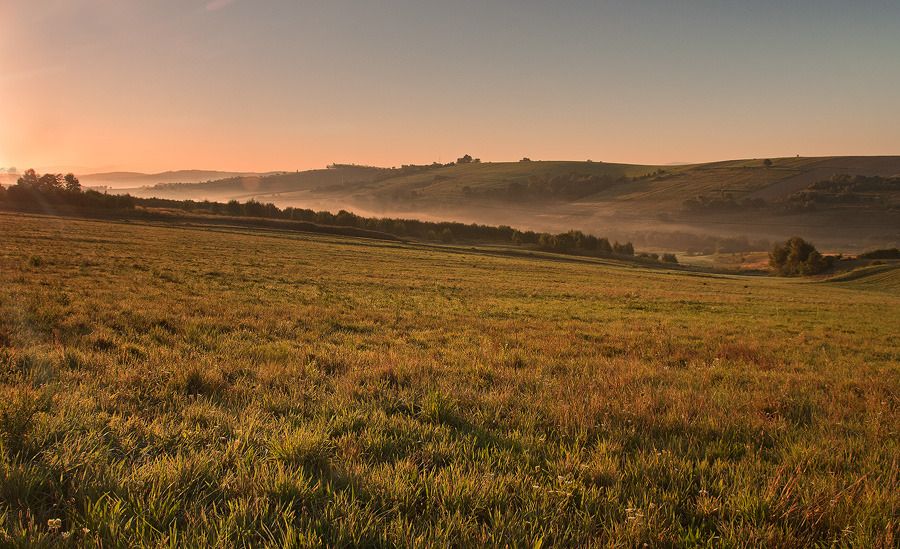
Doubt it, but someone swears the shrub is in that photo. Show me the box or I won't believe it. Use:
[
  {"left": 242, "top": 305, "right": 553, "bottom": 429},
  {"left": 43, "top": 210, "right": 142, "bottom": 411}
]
[{"left": 769, "top": 237, "right": 831, "bottom": 276}]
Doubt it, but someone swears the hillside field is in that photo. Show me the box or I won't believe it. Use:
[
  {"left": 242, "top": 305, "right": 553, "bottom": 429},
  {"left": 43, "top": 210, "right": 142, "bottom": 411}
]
[
  {"left": 0, "top": 212, "right": 898, "bottom": 546},
  {"left": 120, "top": 156, "right": 900, "bottom": 252}
]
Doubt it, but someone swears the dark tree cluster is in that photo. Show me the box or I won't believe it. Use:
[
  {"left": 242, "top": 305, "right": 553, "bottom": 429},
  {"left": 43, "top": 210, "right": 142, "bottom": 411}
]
[
  {"left": 0, "top": 169, "right": 135, "bottom": 210},
  {"left": 786, "top": 175, "right": 898, "bottom": 208},
  {"left": 456, "top": 154, "right": 480, "bottom": 164},
  {"left": 858, "top": 248, "right": 900, "bottom": 260},
  {"left": 537, "top": 230, "right": 627, "bottom": 256},
  {"left": 810, "top": 174, "right": 900, "bottom": 193},
  {"left": 769, "top": 237, "right": 833, "bottom": 276},
  {"left": 684, "top": 174, "right": 899, "bottom": 215},
  {"left": 635, "top": 252, "right": 679, "bottom": 264},
  {"left": 683, "top": 193, "right": 768, "bottom": 213},
  {"left": 661, "top": 253, "right": 679, "bottom": 263}
]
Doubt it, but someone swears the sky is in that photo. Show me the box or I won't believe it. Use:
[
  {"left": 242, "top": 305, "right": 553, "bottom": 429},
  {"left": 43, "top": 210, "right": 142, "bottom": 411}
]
[{"left": 2, "top": 0, "right": 899, "bottom": 173}]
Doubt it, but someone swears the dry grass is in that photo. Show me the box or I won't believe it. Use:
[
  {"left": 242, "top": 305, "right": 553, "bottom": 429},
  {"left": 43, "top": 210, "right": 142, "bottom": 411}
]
[{"left": 0, "top": 212, "right": 897, "bottom": 546}]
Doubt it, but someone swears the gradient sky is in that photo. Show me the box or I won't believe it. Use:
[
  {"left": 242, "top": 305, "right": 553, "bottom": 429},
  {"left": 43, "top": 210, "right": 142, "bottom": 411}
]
[{"left": 2, "top": 0, "right": 899, "bottom": 173}]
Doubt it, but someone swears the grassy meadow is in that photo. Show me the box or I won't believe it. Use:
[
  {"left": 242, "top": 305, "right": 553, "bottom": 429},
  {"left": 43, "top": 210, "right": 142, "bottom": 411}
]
[{"left": 0, "top": 212, "right": 898, "bottom": 546}]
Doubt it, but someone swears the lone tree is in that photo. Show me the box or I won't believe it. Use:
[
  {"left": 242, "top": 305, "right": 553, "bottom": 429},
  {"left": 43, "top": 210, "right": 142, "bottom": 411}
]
[
  {"left": 763, "top": 158, "right": 773, "bottom": 168},
  {"left": 769, "top": 236, "right": 830, "bottom": 276}
]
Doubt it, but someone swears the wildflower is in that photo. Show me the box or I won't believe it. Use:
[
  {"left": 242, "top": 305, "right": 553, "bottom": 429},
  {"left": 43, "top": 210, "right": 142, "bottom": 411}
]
[{"left": 47, "top": 518, "right": 62, "bottom": 531}]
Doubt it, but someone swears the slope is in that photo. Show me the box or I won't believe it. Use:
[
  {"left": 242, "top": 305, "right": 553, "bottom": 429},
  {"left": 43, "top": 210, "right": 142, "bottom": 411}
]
[{"left": 112, "top": 156, "right": 900, "bottom": 251}]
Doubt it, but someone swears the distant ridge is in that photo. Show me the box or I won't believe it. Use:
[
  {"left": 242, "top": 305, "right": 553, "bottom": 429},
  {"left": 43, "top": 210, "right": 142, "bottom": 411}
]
[{"left": 79, "top": 170, "right": 285, "bottom": 188}]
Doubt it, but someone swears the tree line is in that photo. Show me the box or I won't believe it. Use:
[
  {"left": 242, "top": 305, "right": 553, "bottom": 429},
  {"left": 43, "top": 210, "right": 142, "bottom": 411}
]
[
  {"left": 683, "top": 193, "right": 768, "bottom": 213},
  {"left": 462, "top": 173, "right": 627, "bottom": 203},
  {"left": 152, "top": 197, "right": 638, "bottom": 258},
  {"left": 0, "top": 169, "right": 135, "bottom": 210},
  {"left": 787, "top": 175, "right": 898, "bottom": 207},
  {"left": 684, "top": 174, "right": 899, "bottom": 214}
]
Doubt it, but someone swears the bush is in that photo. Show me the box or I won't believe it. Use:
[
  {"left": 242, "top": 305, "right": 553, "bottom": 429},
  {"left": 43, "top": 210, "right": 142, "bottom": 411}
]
[{"left": 769, "top": 237, "right": 831, "bottom": 276}]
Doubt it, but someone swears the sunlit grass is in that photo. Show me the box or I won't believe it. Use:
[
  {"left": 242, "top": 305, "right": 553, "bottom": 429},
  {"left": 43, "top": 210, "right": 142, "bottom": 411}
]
[{"left": 0, "top": 212, "right": 897, "bottom": 546}]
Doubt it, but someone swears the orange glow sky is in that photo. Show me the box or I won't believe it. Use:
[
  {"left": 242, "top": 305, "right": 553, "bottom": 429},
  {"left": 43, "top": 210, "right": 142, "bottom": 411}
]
[{"left": 2, "top": 1, "right": 899, "bottom": 173}]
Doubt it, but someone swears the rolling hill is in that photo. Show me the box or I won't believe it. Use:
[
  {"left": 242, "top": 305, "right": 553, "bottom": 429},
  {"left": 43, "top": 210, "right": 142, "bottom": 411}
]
[
  {"left": 120, "top": 156, "right": 900, "bottom": 251},
  {"left": 824, "top": 263, "right": 900, "bottom": 293},
  {"left": 78, "top": 170, "right": 284, "bottom": 189},
  {"left": 122, "top": 165, "right": 389, "bottom": 200}
]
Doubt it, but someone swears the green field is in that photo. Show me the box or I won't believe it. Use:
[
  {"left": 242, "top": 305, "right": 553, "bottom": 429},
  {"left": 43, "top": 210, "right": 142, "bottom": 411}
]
[{"left": 1, "top": 212, "right": 898, "bottom": 546}]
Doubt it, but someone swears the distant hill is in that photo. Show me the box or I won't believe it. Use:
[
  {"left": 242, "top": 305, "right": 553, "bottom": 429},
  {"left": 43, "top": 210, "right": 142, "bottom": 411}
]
[
  {"left": 124, "top": 165, "right": 389, "bottom": 199},
  {"left": 113, "top": 157, "right": 900, "bottom": 251},
  {"left": 79, "top": 170, "right": 283, "bottom": 189}
]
